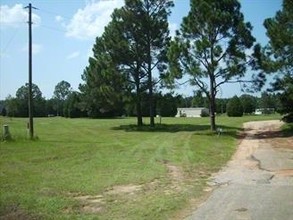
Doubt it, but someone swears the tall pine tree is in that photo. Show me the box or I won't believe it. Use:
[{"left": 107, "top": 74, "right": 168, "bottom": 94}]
[
  {"left": 257, "top": 0, "right": 293, "bottom": 118},
  {"left": 80, "top": 35, "right": 126, "bottom": 118},
  {"left": 167, "top": 0, "right": 255, "bottom": 130},
  {"left": 107, "top": 0, "right": 173, "bottom": 127}
]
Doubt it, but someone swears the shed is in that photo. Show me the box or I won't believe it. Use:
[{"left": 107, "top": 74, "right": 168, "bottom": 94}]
[{"left": 175, "top": 107, "right": 209, "bottom": 117}]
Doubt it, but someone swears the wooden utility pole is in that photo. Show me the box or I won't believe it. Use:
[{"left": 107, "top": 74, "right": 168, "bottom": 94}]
[{"left": 25, "top": 3, "right": 37, "bottom": 139}]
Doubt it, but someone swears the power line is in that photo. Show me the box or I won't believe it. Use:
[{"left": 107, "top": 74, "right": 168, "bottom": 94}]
[
  {"left": 0, "top": 28, "right": 22, "bottom": 54},
  {"left": 39, "top": 8, "right": 72, "bottom": 21},
  {"left": 39, "top": 24, "right": 67, "bottom": 33}
]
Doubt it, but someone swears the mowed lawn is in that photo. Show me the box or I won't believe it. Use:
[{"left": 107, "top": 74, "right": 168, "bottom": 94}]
[{"left": 0, "top": 115, "right": 280, "bottom": 219}]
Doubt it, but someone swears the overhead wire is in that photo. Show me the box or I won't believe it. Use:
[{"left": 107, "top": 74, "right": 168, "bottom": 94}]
[
  {"left": 0, "top": 27, "right": 23, "bottom": 54},
  {"left": 39, "top": 24, "right": 67, "bottom": 33},
  {"left": 0, "top": 5, "right": 75, "bottom": 100},
  {"left": 36, "top": 8, "right": 72, "bottom": 33},
  {"left": 39, "top": 8, "right": 72, "bottom": 21},
  {"left": 0, "top": 23, "right": 25, "bottom": 99}
]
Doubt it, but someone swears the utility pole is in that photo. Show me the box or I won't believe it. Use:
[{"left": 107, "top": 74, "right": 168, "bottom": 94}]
[{"left": 25, "top": 3, "right": 37, "bottom": 139}]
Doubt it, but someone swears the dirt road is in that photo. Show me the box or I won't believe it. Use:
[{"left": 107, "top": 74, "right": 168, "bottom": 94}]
[{"left": 187, "top": 120, "right": 293, "bottom": 220}]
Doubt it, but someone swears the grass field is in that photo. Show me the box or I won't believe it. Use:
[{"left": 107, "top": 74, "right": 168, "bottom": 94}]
[{"left": 0, "top": 115, "right": 281, "bottom": 219}]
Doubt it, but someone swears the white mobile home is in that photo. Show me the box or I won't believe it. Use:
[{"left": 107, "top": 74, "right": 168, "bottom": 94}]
[{"left": 175, "top": 108, "right": 209, "bottom": 117}]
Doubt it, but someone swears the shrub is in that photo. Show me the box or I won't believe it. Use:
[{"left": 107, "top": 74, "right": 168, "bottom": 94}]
[
  {"left": 200, "top": 109, "right": 209, "bottom": 117},
  {"left": 227, "top": 96, "right": 243, "bottom": 117},
  {"left": 282, "top": 113, "right": 293, "bottom": 123}
]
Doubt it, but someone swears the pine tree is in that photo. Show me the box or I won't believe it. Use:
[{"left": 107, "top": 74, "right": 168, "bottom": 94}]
[
  {"left": 167, "top": 0, "right": 255, "bottom": 130},
  {"left": 107, "top": 0, "right": 174, "bottom": 127},
  {"left": 80, "top": 35, "right": 126, "bottom": 118},
  {"left": 227, "top": 96, "right": 243, "bottom": 117},
  {"left": 257, "top": 0, "right": 293, "bottom": 119}
]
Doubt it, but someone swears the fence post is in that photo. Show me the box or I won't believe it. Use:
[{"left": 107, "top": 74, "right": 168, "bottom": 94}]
[{"left": 3, "top": 125, "right": 11, "bottom": 140}]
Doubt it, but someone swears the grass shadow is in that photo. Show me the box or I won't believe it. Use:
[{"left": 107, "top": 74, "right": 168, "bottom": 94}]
[
  {"left": 112, "top": 123, "right": 239, "bottom": 136},
  {"left": 253, "top": 129, "right": 293, "bottom": 140},
  {"left": 112, "top": 124, "right": 210, "bottom": 133},
  {"left": 234, "top": 123, "right": 293, "bottom": 141}
]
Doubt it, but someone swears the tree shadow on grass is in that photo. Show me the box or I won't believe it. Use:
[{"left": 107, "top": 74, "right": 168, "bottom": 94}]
[
  {"left": 112, "top": 123, "right": 240, "bottom": 136},
  {"left": 249, "top": 129, "right": 293, "bottom": 140},
  {"left": 112, "top": 123, "right": 208, "bottom": 132}
]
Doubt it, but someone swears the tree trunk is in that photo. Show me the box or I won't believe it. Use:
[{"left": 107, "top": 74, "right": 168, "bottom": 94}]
[
  {"left": 149, "top": 76, "right": 155, "bottom": 127},
  {"left": 136, "top": 99, "right": 143, "bottom": 127},
  {"left": 147, "top": 44, "right": 155, "bottom": 127},
  {"left": 136, "top": 85, "right": 143, "bottom": 127},
  {"left": 210, "top": 96, "right": 216, "bottom": 131},
  {"left": 209, "top": 79, "right": 216, "bottom": 131}
]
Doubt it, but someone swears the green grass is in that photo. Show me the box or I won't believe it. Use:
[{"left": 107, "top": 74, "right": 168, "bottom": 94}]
[
  {"left": 282, "top": 122, "right": 293, "bottom": 136},
  {"left": 0, "top": 115, "right": 281, "bottom": 219}
]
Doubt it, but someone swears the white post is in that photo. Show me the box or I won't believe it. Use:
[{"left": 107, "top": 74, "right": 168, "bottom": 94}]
[{"left": 3, "top": 125, "right": 11, "bottom": 140}]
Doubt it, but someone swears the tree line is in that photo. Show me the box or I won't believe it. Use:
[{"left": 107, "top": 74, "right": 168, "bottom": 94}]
[
  {"left": 0, "top": 80, "right": 281, "bottom": 119},
  {"left": 1, "top": 0, "right": 292, "bottom": 126}
]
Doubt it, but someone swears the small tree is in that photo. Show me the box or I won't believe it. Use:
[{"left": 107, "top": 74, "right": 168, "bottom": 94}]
[
  {"left": 1, "top": 107, "right": 7, "bottom": 116},
  {"left": 227, "top": 96, "right": 243, "bottom": 117},
  {"left": 53, "top": 80, "right": 72, "bottom": 116},
  {"left": 5, "top": 95, "right": 18, "bottom": 117},
  {"left": 63, "top": 92, "right": 85, "bottom": 118},
  {"left": 240, "top": 94, "right": 257, "bottom": 114},
  {"left": 15, "top": 83, "right": 46, "bottom": 117},
  {"left": 156, "top": 93, "right": 178, "bottom": 117}
]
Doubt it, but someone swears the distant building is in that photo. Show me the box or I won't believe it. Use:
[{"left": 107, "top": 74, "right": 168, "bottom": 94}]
[
  {"left": 254, "top": 108, "right": 275, "bottom": 115},
  {"left": 175, "top": 107, "right": 209, "bottom": 117}
]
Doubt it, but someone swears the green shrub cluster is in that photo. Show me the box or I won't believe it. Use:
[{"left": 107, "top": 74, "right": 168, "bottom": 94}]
[{"left": 227, "top": 96, "right": 243, "bottom": 117}]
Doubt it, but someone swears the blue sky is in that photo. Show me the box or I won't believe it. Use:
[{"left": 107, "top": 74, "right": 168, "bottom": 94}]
[{"left": 0, "top": 0, "right": 282, "bottom": 100}]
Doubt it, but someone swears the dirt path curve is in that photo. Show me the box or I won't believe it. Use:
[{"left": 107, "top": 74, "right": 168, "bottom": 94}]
[{"left": 187, "top": 120, "right": 293, "bottom": 220}]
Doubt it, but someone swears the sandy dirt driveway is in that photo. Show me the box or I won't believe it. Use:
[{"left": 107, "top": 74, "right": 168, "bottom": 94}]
[{"left": 187, "top": 120, "right": 293, "bottom": 220}]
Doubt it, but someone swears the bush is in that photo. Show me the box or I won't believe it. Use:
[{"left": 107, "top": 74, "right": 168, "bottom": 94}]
[
  {"left": 227, "top": 96, "right": 243, "bottom": 117},
  {"left": 282, "top": 113, "right": 293, "bottom": 123},
  {"left": 200, "top": 109, "right": 209, "bottom": 117}
]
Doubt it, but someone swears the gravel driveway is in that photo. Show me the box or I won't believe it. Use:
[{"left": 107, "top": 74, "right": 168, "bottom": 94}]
[{"left": 187, "top": 120, "right": 293, "bottom": 220}]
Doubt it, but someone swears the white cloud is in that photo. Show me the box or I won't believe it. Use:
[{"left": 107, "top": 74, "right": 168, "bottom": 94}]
[
  {"left": 22, "top": 43, "right": 43, "bottom": 55},
  {"left": 0, "top": 4, "right": 41, "bottom": 28},
  {"left": 169, "top": 22, "right": 178, "bottom": 38},
  {"left": 66, "top": 51, "right": 80, "bottom": 60},
  {"left": 65, "top": 0, "right": 124, "bottom": 40},
  {"left": 55, "top": 15, "right": 64, "bottom": 22}
]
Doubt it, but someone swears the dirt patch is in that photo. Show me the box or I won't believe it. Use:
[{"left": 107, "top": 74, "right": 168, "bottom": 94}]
[
  {"left": 275, "top": 169, "right": 293, "bottom": 177},
  {"left": 67, "top": 184, "right": 144, "bottom": 214},
  {"left": 69, "top": 194, "right": 105, "bottom": 214},
  {"left": 166, "top": 164, "right": 184, "bottom": 183},
  {"left": 81, "top": 205, "right": 103, "bottom": 213},
  {"left": 74, "top": 195, "right": 104, "bottom": 203},
  {"left": 243, "top": 120, "right": 284, "bottom": 132},
  {"left": 105, "top": 184, "right": 142, "bottom": 195},
  {"left": 229, "top": 120, "right": 285, "bottom": 169},
  {"left": 271, "top": 137, "right": 293, "bottom": 150},
  {"left": 66, "top": 161, "right": 187, "bottom": 214},
  {"left": 162, "top": 162, "right": 185, "bottom": 194}
]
